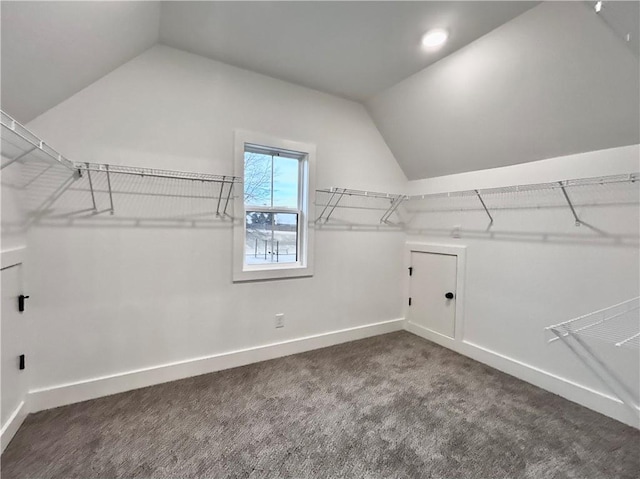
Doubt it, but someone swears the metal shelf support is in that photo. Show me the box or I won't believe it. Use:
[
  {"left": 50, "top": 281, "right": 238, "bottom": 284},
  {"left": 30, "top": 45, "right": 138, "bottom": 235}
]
[
  {"left": 315, "top": 189, "right": 338, "bottom": 223},
  {"left": 85, "top": 162, "right": 97, "bottom": 212},
  {"left": 380, "top": 195, "right": 406, "bottom": 224},
  {"left": 474, "top": 189, "right": 494, "bottom": 226},
  {"left": 222, "top": 181, "right": 234, "bottom": 217},
  {"left": 105, "top": 164, "right": 115, "bottom": 215},
  {"left": 216, "top": 176, "right": 226, "bottom": 216},
  {"left": 559, "top": 182, "right": 581, "bottom": 226},
  {"left": 325, "top": 189, "right": 347, "bottom": 222},
  {"left": 549, "top": 328, "right": 639, "bottom": 412}
]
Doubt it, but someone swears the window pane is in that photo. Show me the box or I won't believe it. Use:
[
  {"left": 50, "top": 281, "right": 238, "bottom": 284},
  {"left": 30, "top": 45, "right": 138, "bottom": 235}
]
[
  {"left": 272, "top": 156, "right": 299, "bottom": 208},
  {"left": 244, "top": 152, "right": 272, "bottom": 207},
  {"left": 272, "top": 213, "right": 298, "bottom": 263},
  {"left": 245, "top": 212, "right": 298, "bottom": 265}
]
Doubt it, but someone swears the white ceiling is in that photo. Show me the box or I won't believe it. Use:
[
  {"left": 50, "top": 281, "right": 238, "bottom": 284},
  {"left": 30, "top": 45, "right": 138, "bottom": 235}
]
[
  {"left": 159, "top": 1, "right": 538, "bottom": 102},
  {"left": 594, "top": 0, "right": 640, "bottom": 56},
  {"left": 1, "top": 1, "right": 160, "bottom": 124},
  {"left": 366, "top": 2, "right": 640, "bottom": 179},
  {"left": 1, "top": 1, "right": 536, "bottom": 123}
]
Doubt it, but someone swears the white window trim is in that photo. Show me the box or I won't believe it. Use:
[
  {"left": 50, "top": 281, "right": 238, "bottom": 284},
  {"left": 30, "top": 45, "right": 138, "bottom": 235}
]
[{"left": 233, "top": 130, "right": 316, "bottom": 282}]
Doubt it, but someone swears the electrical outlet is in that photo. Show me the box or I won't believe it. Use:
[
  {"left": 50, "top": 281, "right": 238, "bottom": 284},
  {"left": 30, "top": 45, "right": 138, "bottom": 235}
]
[{"left": 275, "top": 313, "right": 285, "bottom": 329}]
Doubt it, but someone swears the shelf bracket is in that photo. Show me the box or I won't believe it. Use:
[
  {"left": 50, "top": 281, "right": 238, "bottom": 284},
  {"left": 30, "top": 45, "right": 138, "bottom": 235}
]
[
  {"left": 380, "top": 196, "right": 405, "bottom": 224},
  {"left": 558, "top": 182, "right": 580, "bottom": 226},
  {"left": 1, "top": 146, "right": 37, "bottom": 170},
  {"left": 85, "top": 162, "right": 97, "bottom": 212},
  {"left": 105, "top": 164, "right": 115, "bottom": 215},
  {"left": 324, "top": 189, "right": 346, "bottom": 223},
  {"left": 315, "top": 190, "right": 338, "bottom": 223},
  {"left": 550, "top": 328, "right": 638, "bottom": 412},
  {"left": 474, "top": 190, "right": 494, "bottom": 226},
  {"left": 216, "top": 177, "right": 226, "bottom": 217},
  {"left": 222, "top": 180, "right": 234, "bottom": 217}
]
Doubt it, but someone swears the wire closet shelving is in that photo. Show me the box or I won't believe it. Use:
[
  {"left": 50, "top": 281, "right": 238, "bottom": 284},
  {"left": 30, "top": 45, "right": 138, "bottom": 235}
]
[
  {"left": 0, "top": 110, "right": 242, "bottom": 217},
  {"left": 316, "top": 173, "right": 639, "bottom": 228},
  {"left": 405, "top": 174, "right": 639, "bottom": 227},
  {"left": 315, "top": 187, "right": 407, "bottom": 225},
  {"left": 546, "top": 297, "right": 640, "bottom": 412}
]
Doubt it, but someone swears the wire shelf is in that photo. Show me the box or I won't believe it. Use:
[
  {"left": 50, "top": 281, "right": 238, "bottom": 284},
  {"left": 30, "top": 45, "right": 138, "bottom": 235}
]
[
  {"left": 1, "top": 110, "right": 75, "bottom": 171},
  {"left": 315, "top": 187, "right": 407, "bottom": 224},
  {"left": 1, "top": 109, "right": 241, "bottom": 218},
  {"left": 405, "top": 173, "right": 639, "bottom": 227},
  {"left": 317, "top": 187, "right": 407, "bottom": 200},
  {"left": 408, "top": 174, "right": 639, "bottom": 202},
  {"left": 77, "top": 163, "right": 238, "bottom": 184},
  {"left": 547, "top": 297, "right": 640, "bottom": 349},
  {"left": 545, "top": 298, "right": 640, "bottom": 412}
]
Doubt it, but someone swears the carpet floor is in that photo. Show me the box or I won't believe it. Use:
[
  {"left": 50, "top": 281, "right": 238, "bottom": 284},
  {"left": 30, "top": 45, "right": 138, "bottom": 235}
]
[{"left": 2, "top": 331, "right": 639, "bottom": 478}]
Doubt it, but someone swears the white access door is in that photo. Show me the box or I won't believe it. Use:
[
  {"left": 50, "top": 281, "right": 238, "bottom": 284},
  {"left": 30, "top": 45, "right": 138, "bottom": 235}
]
[
  {"left": 409, "top": 251, "right": 457, "bottom": 338},
  {"left": 1, "top": 263, "right": 27, "bottom": 431}
]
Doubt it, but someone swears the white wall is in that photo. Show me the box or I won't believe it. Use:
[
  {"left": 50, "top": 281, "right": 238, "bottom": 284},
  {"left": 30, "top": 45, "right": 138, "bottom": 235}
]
[
  {"left": 23, "top": 45, "right": 407, "bottom": 408},
  {"left": 403, "top": 145, "right": 640, "bottom": 427},
  {"left": 1, "top": 163, "right": 26, "bottom": 253}
]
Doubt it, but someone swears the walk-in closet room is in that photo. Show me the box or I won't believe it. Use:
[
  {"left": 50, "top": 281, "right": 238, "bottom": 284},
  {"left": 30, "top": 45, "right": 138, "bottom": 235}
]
[{"left": 1, "top": 1, "right": 639, "bottom": 478}]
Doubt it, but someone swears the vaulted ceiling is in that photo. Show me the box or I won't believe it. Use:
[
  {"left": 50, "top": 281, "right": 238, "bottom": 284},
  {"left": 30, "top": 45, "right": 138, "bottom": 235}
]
[
  {"left": 2, "top": 1, "right": 537, "bottom": 123},
  {"left": 2, "top": 1, "right": 638, "bottom": 180},
  {"left": 1, "top": 1, "right": 160, "bottom": 125},
  {"left": 366, "top": 1, "right": 640, "bottom": 178},
  {"left": 159, "top": 1, "right": 538, "bottom": 102}
]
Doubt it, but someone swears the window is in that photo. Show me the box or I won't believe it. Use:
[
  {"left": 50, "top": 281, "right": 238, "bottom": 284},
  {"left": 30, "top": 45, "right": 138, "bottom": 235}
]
[{"left": 233, "top": 131, "right": 315, "bottom": 282}]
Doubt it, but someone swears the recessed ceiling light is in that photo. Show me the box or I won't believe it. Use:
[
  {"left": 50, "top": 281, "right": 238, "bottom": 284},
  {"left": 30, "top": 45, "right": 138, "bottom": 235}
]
[{"left": 421, "top": 29, "right": 449, "bottom": 49}]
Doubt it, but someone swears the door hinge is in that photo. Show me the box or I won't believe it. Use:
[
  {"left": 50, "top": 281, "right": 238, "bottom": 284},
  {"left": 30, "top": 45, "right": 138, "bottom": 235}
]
[
  {"left": 19, "top": 354, "right": 25, "bottom": 370},
  {"left": 18, "top": 294, "right": 30, "bottom": 312},
  {"left": 408, "top": 297, "right": 412, "bottom": 306},
  {"left": 408, "top": 267, "right": 413, "bottom": 276}
]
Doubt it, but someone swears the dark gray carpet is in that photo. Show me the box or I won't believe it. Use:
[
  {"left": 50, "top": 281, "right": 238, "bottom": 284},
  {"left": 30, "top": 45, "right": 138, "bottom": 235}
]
[{"left": 2, "top": 331, "right": 639, "bottom": 478}]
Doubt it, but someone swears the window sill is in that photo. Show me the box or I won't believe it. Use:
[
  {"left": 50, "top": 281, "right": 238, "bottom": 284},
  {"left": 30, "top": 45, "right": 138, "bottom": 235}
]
[{"left": 233, "top": 264, "right": 314, "bottom": 283}]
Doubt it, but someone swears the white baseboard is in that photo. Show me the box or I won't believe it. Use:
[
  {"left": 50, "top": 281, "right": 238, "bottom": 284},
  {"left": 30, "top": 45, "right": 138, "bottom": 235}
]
[
  {"left": 29, "top": 318, "right": 404, "bottom": 413},
  {"left": 19, "top": 318, "right": 638, "bottom": 437},
  {"left": 1, "top": 399, "right": 28, "bottom": 453},
  {"left": 405, "top": 321, "right": 640, "bottom": 429}
]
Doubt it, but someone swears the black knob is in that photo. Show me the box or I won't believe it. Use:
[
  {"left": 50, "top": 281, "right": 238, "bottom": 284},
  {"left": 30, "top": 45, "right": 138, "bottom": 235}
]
[{"left": 445, "top": 292, "right": 455, "bottom": 300}]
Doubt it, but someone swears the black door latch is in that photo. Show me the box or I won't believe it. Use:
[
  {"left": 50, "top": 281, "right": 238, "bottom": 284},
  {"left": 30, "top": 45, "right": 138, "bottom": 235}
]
[{"left": 18, "top": 295, "right": 29, "bottom": 312}]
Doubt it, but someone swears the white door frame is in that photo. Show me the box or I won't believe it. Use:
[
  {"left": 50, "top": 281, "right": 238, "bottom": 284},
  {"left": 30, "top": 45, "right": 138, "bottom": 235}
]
[
  {"left": 404, "top": 242, "right": 467, "bottom": 347},
  {"left": 1, "top": 246, "right": 28, "bottom": 453}
]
